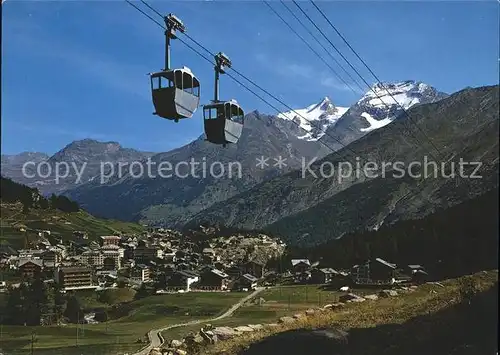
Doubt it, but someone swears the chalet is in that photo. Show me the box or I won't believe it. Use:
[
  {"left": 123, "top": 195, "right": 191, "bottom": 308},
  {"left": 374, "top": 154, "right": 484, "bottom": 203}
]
[
  {"left": 19, "top": 259, "right": 43, "bottom": 278},
  {"left": 291, "top": 259, "right": 311, "bottom": 273},
  {"left": 310, "top": 268, "right": 336, "bottom": 284},
  {"left": 351, "top": 258, "right": 397, "bottom": 285},
  {"left": 168, "top": 270, "right": 200, "bottom": 291},
  {"left": 55, "top": 266, "right": 93, "bottom": 290},
  {"left": 226, "top": 264, "right": 242, "bottom": 279},
  {"left": 199, "top": 268, "right": 229, "bottom": 290},
  {"left": 234, "top": 274, "right": 258, "bottom": 291},
  {"left": 404, "top": 264, "right": 429, "bottom": 284},
  {"left": 241, "top": 259, "right": 266, "bottom": 278}
]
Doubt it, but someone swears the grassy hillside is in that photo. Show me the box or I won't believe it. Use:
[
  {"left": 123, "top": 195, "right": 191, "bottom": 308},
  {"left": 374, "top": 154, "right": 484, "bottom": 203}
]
[
  {"left": 0, "top": 290, "right": 249, "bottom": 355},
  {"left": 0, "top": 202, "right": 145, "bottom": 248},
  {"left": 0, "top": 175, "right": 145, "bottom": 247},
  {"left": 204, "top": 270, "right": 498, "bottom": 355}
]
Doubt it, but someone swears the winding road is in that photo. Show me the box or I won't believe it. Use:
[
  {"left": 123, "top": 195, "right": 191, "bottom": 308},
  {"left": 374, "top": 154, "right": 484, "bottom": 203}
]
[{"left": 132, "top": 287, "right": 265, "bottom": 355}]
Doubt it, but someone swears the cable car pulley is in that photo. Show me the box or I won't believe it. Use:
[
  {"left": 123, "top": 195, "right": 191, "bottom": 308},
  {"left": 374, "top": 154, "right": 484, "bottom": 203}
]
[
  {"left": 203, "top": 52, "right": 244, "bottom": 147},
  {"left": 149, "top": 14, "right": 200, "bottom": 122}
]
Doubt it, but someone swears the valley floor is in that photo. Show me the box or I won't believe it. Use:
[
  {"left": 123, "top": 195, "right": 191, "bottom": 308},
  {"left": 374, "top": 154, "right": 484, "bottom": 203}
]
[
  {"left": 0, "top": 291, "right": 246, "bottom": 355},
  {"left": 0, "top": 284, "right": 359, "bottom": 355},
  {"left": 0, "top": 271, "right": 497, "bottom": 355}
]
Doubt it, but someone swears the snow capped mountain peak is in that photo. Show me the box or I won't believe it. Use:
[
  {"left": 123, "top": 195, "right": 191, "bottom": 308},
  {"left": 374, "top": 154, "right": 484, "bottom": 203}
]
[
  {"left": 277, "top": 97, "right": 349, "bottom": 141},
  {"left": 320, "top": 80, "right": 448, "bottom": 149},
  {"left": 356, "top": 80, "right": 447, "bottom": 132},
  {"left": 361, "top": 80, "right": 441, "bottom": 110}
]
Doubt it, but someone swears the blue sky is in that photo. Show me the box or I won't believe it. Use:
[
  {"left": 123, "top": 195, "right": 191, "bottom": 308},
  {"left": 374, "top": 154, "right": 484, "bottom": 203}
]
[{"left": 2, "top": 0, "right": 498, "bottom": 155}]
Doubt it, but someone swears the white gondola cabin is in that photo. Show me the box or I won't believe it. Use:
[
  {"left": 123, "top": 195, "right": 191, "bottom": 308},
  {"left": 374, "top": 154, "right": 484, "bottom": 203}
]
[
  {"left": 149, "top": 13, "right": 200, "bottom": 122},
  {"left": 202, "top": 52, "right": 244, "bottom": 147},
  {"left": 150, "top": 67, "right": 200, "bottom": 122},
  {"left": 203, "top": 99, "right": 244, "bottom": 146}
]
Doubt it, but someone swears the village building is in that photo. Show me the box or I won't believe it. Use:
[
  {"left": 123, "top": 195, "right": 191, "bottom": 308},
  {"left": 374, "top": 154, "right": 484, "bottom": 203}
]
[
  {"left": 134, "top": 240, "right": 159, "bottom": 263},
  {"left": 130, "top": 264, "right": 151, "bottom": 284},
  {"left": 351, "top": 258, "right": 397, "bottom": 285},
  {"left": 96, "top": 270, "right": 118, "bottom": 285},
  {"left": 241, "top": 259, "right": 266, "bottom": 278},
  {"left": 18, "top": 249, "right": 44, "bottom": 259},
  {"left": 291, "top": 259, "right": 311, "bottom": 273},
  {"left": 99, "top": 235, "right": 121, "bottom": 247},
  {"left": 199, "top": 268, "right": 229, "bottom": 290},
  {"left": 234, "top": 274, "right": 258, "bottom": 291},
  {"left": 404, "top": 264, "right": 429, "bottom": 283},
  {"left": 168, "top": 270, "right": 200, "bottom": 291},
  {"left": 55, "top": 266, "right": 94, "bottom": 290},
  {"left": 310, "top": 268, "right": 336, "bottom": 284},
  {"left": 41, "top": 249, "right": 62, "bottom": 268},
  {"left": 80, "top": 249, "right": 102, "bottom": 267},
  {"left": 226, "top": 264, "right": 243, "bottom": 279},
  {"left": 101, "top": 247, "right": 122, "bottom": 270},
  {"left": 19, "top": 259, "right": 43, "bottom": 278}
]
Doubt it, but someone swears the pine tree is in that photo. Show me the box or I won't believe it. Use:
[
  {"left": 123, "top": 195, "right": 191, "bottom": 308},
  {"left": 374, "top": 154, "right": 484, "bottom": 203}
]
[
  {"left": 27, "top": 278, "right": 50, "bottom": 325},
  {"left": 4, "top": 286, "right": 23, "bottom": 325},
  {"left": 64, "top": 295, "right": 82, "bottom": 323},
  {"left": 53, "top": 285, "right": 66, "bottom": 324},
  {"left": 134, "top": 283, "right": 150, "bottom": 300}
]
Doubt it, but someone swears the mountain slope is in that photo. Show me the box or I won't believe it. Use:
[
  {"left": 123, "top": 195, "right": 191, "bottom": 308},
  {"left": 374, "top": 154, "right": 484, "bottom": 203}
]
[
  {"left": 3, "top": 81, "right": 447, "bottom": 227},
  {"left": 0, "top": 176, "right": 145, "bottom": 248},
  {"left": 64, "top": 81, "right": 446, "bottom": 226},
  {"left": 185, "top": 85, "right": 499, "bottom": 244},
  {"left": 1, "top": 152, "right": 49, "bottom": 185},
  {"left": 64, "top": 111, "right": 326, "bottom": 225},
  {"left": 301, "top": 187, "right": 499, "bottom": 277},
  {"left": 3, "top": 139, "right": 156, "bottom": 195}
]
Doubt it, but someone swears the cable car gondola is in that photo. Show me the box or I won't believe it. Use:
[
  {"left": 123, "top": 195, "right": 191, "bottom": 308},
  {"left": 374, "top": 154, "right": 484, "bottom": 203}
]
[
  {"left": 203, "top": 52, "right": 244, "bottom": 147},
  {"left": 150, "top": 14, "right": 200, "bottom": 122}
]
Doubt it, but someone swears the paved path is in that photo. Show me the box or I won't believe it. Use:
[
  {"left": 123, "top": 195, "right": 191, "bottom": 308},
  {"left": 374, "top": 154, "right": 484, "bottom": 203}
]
[{"left": 131, "top": 287, "right": 265, "bottom": 355}]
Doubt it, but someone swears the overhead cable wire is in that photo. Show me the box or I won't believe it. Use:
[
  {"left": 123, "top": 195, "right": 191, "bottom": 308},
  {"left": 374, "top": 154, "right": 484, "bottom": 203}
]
[
  {"left": 124, "top": 0, "right": 355, "bottom": 156},
  {"left": 262, "top": 1, "right": 360, "bottom": 97},
  {"left": 183, "top": 30, "right": 362, "bottom": 156},
  {"left": 278, "top": 0, "right": 365, "bottom": 94},
  {"left": 125, "top": 0, "right": 164, "bottom": 29},
  {"left": 303, "top": 0, "right": 444, "bottom": 160},
  {"left": 310, "top": 0, "right": 444, "bottom": 160},
  {"left": 139, "top": 0, "right": 164, "bottom": 19},
  {"left": 291, "top": 1, "right": 435, "bottom": 157}
]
